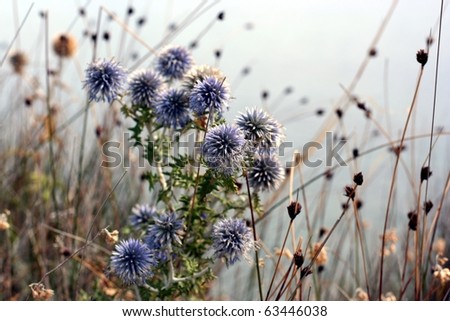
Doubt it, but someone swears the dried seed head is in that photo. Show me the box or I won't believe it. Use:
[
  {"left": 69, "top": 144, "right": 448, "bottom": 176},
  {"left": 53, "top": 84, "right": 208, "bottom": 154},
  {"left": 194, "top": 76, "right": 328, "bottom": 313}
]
[
  {"left": 293, "top": 249, "right": 304, "bottom": 268},
  {"left": 137, "top": 17, "right": 146, "bottom": 27},
  {"left": 344, "top": 185, "right": 355, "bottom": 200},
  {"left": 353, "top": 172, "right": 363, "bottom": 186},
  {"left": 0, "top": 210, "right": 10, "bottom": 231},
  {"left": 416, "top": 49, "right": 428, "bottom": 67},
  {"left": 420, "top": 166, "right": 432, "bottom": 182},
  {"left": 287, "top": 201, "right": 302, "bottom": 220},
  {"left": 309, "top": 243, "right": 328, "bottom": 266},
  {"left": 9, "top": 51, "right": 28, "bottom": 74},
  {"left": 423, "top": 200, "right": 433, "bottom": 215},
  {"left": 381, "top": 292, "right": 397, "bottom": 301},
  {"left": 274, "top": 247, "right": 293, "bottom": 259},
  {"left": 261, "top": 90, "right": 269, "bottom": 100},
  {"left": 433, "top": 267, "right": 450, "bottom": 286},
  {"left": 433, "top": 238, "right": 446, "bottom": 256},
  {"left": 300, "top": 267, "right": 312, "bottom": 278},
  {"left": 354, "top": 288, "right": 369, "bottom": 301},
  {"left": 53, "top": 33, "right": 77, "bottom": 58},
  {"left": 325, "top": 170, "right": 334, "bottom": 180},
  {"left": 103, "top": 31, "right": 110, "bottom": 41},
  {"left": 29, "top": 283, "right": 54, "bottom": 301},
  {"left": 380, "top": 229, "right": 398, "bottom": 256},
  {"left": 407, "top": 211, "right": 418, "bottom": 231},
  {"left": 355, "top": 199, "right": 363, "bottom": 209},
  {"left": 368, "top": 48, "right": 377, "bottom": 57},
  {"left": 103, "top": 228, "right": 119, "bottom": 245},
  {"left": 319, "top": 227, "right": 329, "bottom": 238},
  {"left": 356, "top": 102, "right": 366, "bottom": 111}
]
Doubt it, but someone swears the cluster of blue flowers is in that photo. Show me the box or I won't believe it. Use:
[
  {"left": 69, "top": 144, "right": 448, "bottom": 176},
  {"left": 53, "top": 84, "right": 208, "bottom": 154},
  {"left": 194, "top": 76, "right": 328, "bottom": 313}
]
[
  {"left": 83, "top": 45, "right": 229, "bottom": 131},
  {"left": 83, "top": 45, "right": 286, "bottom": 288},
  {"left": 110, "top": 204, "right": 184, "bottom": 285},
  {"left": 202, "top": 108, "right": 285, "bottom": 189}
]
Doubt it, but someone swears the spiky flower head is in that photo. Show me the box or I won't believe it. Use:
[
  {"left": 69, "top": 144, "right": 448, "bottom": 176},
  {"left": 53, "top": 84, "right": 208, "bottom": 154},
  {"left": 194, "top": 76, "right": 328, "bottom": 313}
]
[
  {"left": 202, "top": 124, "right": 245, "bottom": 175},
  {"left": 128, "top": 69, "right": 163, "bottom": 107},
  {"left": 212, "top": 218, "right": 255, "bottom": 266},
  {"left": 129, "top": 204, "right": 157, "bottom": 230},
  {"left": 83, "top": 58, "right": 127, "bottom": 103},
  {"left": 110, "top": 238, "right": 157, "bottom": 285},
  {"left": 189, "top": 76, "right": 230, "bottom": 116},
  {"left": 235, "top": 107, "right": 283, "bottom": 148},
  {"left": 156, "top": 45, "right": 193, "bottom": 80},
  {"left": 145, "top": 212, "right": 185, "bottom": 248},
  {"left": 154, "top": 89, "right": 191, "bottom": 129},
  {"left": 248, "top": 151, "right": 285, "bottom": 191},
  {"left": 182, "top": 65, "right": 224, "bottom": 91}
]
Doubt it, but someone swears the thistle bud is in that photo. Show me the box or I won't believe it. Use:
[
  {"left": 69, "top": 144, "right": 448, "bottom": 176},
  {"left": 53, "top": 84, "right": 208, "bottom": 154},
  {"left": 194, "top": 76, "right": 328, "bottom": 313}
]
[
  {"left": 287, "top": 201, "right": 302, "bottom": 220},
  {"left": 416, "top": 49, "right": 428, "bottom": 67},
  {"left": 420, "top": 166, "right": 432, "bottom": 182},
  {"left": 353, "top": 172, "right": 363, "bottom": 186}
]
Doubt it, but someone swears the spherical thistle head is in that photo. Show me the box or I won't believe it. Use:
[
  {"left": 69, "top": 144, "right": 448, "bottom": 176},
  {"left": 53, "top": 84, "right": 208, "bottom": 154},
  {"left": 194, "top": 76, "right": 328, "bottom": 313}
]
[
  {"left": 189, "top": 76, "right": 230, "bottom": 117},
  {"left": 129, "top": 204, "right": 157, "bottom": 230},
  {"left": 154, "top": 88, "right": 191, "bottom": 129},
  {"left": 53, "top": 33, "right": 77, "bottom": 58},
  {"left": 83, "top": 58, "right": 127, "bottom": 103},
  {"left": 248, "top": 152, "right": 285, "bottom": 192},
  {"left": 144, "top": 212, "right": 185, "bottom": 248},
  {"left": 128, "top": 69, "right": 163, "bottom": 107},
  {"left": 212, "top": 218, "right": 255, "bottom": 266},
  {"left": 182, "top": 65, "right": 224, "bottom": 92},
  {"left": 202, "top": 124, "right": 245, "bottom": 175},
  {"left": 9, "top": 51, "right": 28, "bottom": 74},
  {"left": 235, "top": 107, "right": 284, "bottom": 148},
  {"left": 110, "top": 238, "right": 157, "bottom": 285},
  {"left": 156, "top": 45, "right": 193, "bottom": 80}
]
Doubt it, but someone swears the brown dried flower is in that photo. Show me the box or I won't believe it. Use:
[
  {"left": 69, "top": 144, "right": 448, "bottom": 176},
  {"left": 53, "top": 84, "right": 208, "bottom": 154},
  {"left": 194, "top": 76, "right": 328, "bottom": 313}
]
[
  {"left": 53, "top": 33, "right": 78, "bottom": 58},
  {"left": 29, "top": 283, "right": 54, "bottom": 300}
]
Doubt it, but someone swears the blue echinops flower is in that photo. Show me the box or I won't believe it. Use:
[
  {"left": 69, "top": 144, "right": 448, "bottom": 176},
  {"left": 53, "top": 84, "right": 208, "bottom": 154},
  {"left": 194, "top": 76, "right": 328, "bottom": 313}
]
[
  {"left": 212, "top": 218, "right": 255, "bottom": 266},
  {"left": 83, "top": 58, "right": 127, "bottom": 103},
  {"left": 110, "top": 238, "right": 158, "bottom": 285},
  {"left": 202, "top": 124, "right": 245, "bottom": 175}
]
